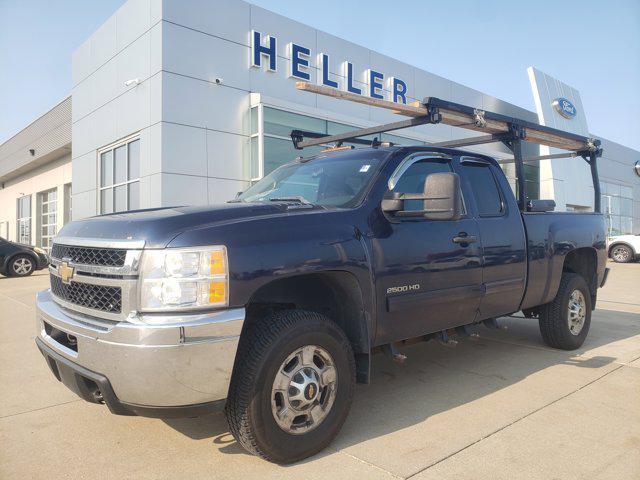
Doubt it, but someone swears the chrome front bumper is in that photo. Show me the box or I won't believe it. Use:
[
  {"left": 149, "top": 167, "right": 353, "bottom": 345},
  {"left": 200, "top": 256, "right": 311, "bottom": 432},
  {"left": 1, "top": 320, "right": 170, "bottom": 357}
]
[{"left": 35, "top": 289, "right": 244, "bottom": 414}]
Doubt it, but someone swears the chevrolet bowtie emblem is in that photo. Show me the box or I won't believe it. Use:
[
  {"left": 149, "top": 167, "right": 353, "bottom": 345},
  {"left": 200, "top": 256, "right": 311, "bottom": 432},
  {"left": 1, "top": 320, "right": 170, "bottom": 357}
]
[{"left": 59, "top": 262, "right": 75, "bottom": 284}]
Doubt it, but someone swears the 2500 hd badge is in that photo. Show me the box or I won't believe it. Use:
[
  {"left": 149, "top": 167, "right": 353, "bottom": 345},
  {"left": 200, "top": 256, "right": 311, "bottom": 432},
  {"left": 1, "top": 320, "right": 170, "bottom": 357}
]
[{"left": 387, "top": 284, "right": 421, "bottom": 294}]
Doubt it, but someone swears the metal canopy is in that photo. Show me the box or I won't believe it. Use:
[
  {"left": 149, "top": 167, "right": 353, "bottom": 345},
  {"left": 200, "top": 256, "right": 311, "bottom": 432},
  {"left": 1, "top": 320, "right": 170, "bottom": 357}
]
[{"left": 290, "top": 82, "right": 603, "bottom": 213}]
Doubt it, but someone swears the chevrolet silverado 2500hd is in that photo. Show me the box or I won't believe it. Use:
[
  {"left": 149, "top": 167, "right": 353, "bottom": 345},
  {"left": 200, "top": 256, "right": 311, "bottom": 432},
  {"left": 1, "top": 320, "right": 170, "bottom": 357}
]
[{"left": 35, "top": 145, "right": 607, "bottom": 463}]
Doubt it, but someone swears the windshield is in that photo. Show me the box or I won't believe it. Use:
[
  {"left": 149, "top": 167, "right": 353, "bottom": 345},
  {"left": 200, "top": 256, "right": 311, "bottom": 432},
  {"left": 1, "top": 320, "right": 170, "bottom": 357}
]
[{"left": 237, "top": 151, "right": 385, "bottom": 208}]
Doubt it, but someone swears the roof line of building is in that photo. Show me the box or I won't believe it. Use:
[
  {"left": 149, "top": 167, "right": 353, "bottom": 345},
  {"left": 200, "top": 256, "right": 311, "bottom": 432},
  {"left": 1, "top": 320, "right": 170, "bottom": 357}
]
[{"left": 0, "top": 95, "right": 72, "bottom": 148}]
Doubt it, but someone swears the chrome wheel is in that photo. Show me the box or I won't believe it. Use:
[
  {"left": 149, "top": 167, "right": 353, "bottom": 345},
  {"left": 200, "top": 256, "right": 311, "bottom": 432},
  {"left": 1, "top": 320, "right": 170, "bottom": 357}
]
[
  {"left": 271, "top": 345, "right": 337, "bottom": 435},
  {"left": 612, "top": 246, "right": 631, "bottom": 262},
  {"left": 568, "top": 289, "right": 586, "bottom": 336},
  {"left": 12, "top": 257, "right": 33, "bottom": 275}
]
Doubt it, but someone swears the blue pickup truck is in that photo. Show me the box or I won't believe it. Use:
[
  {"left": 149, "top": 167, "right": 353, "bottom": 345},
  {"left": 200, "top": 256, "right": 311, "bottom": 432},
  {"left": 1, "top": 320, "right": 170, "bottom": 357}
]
[{"left": 35, "top": 144, "right": 607, "bottom": 463}]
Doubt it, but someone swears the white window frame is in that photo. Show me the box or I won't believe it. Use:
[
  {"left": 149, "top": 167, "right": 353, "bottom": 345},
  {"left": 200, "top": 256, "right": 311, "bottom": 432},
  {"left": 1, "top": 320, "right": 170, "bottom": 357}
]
[
  {"left": 16, "top": 195, "right": 32, "bottom": 245},
  {"left": 98, "top": 134, "right": 141, "bottom": 214},
  {"left": 249, "top": 105, "right": 264, "bottom": 182},
  {"left": 63, "top": 183, "right": 72, "bottom": 224},
  {"left": 38, "top": 188, "right": 57, "bottom": 252}
]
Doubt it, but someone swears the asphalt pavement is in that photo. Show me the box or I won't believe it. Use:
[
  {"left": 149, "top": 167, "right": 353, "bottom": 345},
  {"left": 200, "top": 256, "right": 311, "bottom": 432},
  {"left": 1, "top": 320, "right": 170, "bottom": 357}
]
[{"left": 1, "top": 262, "right": 638, "bottom": 479}]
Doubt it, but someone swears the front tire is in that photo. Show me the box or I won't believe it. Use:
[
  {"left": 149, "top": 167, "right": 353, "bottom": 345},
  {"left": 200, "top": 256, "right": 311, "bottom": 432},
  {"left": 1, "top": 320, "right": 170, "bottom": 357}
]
[
  {"left": 9, "top": 255, "right": 35, "bottom": 277},
  {"left": 539, "top": 273, "right": 591, "bottom": 350},
  {"left": 610, "top": 244, "right": 633, "bottom": 263},
  {"left": 225, "top": 309, "right": 355, "bottom": 464}
]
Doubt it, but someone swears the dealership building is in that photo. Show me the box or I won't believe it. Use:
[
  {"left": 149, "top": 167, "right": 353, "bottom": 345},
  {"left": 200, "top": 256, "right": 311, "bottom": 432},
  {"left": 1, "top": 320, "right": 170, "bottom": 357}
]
[{"left": 1, "top": 0, "right": 639, "bottom": 249}]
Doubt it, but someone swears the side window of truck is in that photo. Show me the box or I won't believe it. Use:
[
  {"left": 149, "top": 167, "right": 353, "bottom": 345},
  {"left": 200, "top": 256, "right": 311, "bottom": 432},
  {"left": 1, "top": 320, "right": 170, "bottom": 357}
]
[
  {"left": 392, "top": 158, "right": 453, "bottom": 212},
  {"left": 459, "top": 160, "right": 504, "bottom": 216}
]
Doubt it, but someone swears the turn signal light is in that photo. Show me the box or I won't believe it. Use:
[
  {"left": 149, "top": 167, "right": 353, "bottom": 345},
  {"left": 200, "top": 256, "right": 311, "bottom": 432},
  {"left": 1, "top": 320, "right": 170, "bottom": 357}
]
[
  {"left": 208, "top": 249, "right": 226, "bottom": 275},
  {"left": 208, "top": 280, "right": 227, "bottom": 304}
]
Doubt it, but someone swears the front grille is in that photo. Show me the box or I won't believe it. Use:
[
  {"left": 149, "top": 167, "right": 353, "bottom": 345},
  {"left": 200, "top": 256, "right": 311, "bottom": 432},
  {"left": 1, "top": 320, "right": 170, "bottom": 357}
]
[
  {"left": 50, "top": 275, "right": 122, "bottom": 314},
  {"left": 51, "top": 244, "right": 127, "bottom": 267}
]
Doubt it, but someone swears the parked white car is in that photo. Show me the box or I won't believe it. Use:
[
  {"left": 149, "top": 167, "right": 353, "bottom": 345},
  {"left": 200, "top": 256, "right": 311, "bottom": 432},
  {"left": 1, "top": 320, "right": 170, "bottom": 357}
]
[{"left": 608, "top": 235, "right": 640, "bottom": 263}]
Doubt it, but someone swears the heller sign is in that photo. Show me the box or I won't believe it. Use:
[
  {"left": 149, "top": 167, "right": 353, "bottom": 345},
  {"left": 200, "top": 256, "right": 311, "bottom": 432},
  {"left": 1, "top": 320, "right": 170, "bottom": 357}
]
[{"left": 251, "top": 30, "right": 409, "bottom": 105}]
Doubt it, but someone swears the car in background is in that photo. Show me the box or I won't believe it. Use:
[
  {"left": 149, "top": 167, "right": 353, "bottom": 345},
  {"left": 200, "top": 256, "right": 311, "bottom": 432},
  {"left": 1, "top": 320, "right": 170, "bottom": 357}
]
[
  {"left": 0, "top": 237, "right": 49, "bottom": 277},
  {"left": 607, "top": 234, "right": 640, "bottom": 263}
]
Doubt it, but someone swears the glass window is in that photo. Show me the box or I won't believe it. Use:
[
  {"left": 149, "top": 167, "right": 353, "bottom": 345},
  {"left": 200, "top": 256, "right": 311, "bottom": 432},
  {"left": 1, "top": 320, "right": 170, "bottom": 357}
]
[
  {"left": 393, "top": 158, "right": 453, "bottom": 211},
  {"left": 128, "top": 181, "right": 140, "bottom": 210},
  {"left": 114, "top": 145, "right": 127, "bottom": 184},
  {"left": 259, "top": 107, "right": 417, "bottom": 182},
  {"left": 115, "top": 185, "right": 127, "bottom": 212},
  {"left": 16, "top": 195, "right": 32, "bottom": 244},
  {"left": 38, "top": 189, "right": 57, "bottom": 251},
  {"left": 263, "top": 136, "right": 324, "bottom": 176},
  {"left": 382, "top": 133, "right": 425, "bottom": 146},
  {"left": 99, "top": 137, "right": 141, "bottom": 214},
  {"left": 250, "top": 106, "right": 259, "bottom": 135},
  {"left": 128, "top": 139, "right": 140, "bottom": 179},
  {"left": 100, "top": 151, "right": 113, "bottom": 187},
  {"left": 250, "top": 136, "right": 260, "bottom": 179},
  {"left": 101, "top": 189, "right": 113, "bottom": 214},
  {"left": 238, "top": 151, "right": 385, "bottom": 208},
  {"left": 600, "top": 180, "right": 634, "bottom": 235},
  {"left": 522, "top": 163, "right": 540, "bottom": 201},
  {"left": 461, "top": 162, "right": 504, "bottom": 216},
  {"left": 264, "top": 108, "right": 326, "bottom": 137}
]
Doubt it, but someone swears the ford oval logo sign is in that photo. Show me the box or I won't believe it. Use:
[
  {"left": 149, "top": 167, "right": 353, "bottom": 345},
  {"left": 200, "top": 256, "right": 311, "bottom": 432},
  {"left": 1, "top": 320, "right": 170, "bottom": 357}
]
[{"left": 552, "top": 97, "right": 577, "bottom": 119}]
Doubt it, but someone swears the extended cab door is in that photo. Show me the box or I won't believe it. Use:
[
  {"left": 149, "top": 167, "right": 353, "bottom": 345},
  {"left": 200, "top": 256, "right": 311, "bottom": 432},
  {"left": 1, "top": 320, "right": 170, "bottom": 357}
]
[
  {"left": 455, "top": 157, "right": 527, "bottom": 319},
  {"left": 372, "top": 154, "right": 483, "bottom": 344}
]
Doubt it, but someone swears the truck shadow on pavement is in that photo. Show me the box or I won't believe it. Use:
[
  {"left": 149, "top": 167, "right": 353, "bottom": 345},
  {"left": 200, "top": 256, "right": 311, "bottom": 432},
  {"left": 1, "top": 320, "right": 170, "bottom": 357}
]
[{"left": 162, "top": 309, "right": 639, "bottom": 459}]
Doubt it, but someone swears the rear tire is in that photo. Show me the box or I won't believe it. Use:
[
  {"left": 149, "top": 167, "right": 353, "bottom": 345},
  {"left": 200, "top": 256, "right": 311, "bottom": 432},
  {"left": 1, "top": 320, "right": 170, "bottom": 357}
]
[
  {"left": 539, "top": 273, "right": 591, "bottom": 350},
  {"left": 9, "top": 254, "right": 35, "bottom": 277},
  {"left": 610, "top": 244, "right": 633, "bottom": 263},
  {"left": 225, "top": 309, "right": 355, "bottom": 464}
]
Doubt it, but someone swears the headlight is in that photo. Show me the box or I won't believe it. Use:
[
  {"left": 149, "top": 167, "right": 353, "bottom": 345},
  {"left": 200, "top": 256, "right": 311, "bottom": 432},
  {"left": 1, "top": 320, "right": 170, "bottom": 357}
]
[
  {"left": 33, "top": 247, "right": 46, "bottom": 255},
  {"left": 139, "top": 246, "right": 228, "bottom": 312}
]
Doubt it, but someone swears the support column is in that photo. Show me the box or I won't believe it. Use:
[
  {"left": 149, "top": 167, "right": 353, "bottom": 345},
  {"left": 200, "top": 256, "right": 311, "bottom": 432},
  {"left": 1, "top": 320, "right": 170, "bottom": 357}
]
[{"left": 589, "top": 152, "right": 601, "bottom": 213}]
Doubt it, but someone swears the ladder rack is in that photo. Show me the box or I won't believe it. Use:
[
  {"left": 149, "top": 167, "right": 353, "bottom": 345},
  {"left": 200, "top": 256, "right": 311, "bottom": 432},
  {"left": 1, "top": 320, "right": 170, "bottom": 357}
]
[{"left": 290, "top": 82, "right": 603, "bottom": 213}]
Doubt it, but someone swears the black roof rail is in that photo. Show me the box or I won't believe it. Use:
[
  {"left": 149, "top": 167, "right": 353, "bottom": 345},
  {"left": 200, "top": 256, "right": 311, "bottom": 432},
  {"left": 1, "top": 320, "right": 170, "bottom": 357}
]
[{"left": 291, "top": 82, "right": 603, "bottom": 213}]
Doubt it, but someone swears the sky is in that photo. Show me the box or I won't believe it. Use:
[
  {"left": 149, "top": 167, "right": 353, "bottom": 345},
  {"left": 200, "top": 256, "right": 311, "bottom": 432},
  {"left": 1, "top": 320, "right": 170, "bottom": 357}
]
[{"left": 1, "top": 0, "right": 639, "bottom": 149}]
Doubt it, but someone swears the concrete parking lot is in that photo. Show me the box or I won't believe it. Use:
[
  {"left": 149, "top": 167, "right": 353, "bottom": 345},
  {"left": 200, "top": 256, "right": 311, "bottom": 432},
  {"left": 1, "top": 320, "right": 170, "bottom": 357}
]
[{"left": 1, "top": 262, "right": 639, "bottom": 479}]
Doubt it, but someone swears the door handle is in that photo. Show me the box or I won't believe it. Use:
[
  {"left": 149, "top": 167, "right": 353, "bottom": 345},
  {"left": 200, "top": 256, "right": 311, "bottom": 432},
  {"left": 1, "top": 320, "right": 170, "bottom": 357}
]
[{"left": 452, "top": 233, "right": 477, "bottom": 245}]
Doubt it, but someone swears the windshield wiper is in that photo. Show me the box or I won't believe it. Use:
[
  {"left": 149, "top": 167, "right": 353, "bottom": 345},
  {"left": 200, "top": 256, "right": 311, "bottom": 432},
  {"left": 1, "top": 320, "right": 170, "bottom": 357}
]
[{"left": 268, "top": 196, "right": 312, "bottom": 205}]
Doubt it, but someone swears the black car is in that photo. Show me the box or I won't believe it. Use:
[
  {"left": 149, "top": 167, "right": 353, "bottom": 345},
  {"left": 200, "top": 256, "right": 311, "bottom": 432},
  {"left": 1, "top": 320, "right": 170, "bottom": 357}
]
[{"left": 0, "top": 237, "right": 49, "bottom": 277}]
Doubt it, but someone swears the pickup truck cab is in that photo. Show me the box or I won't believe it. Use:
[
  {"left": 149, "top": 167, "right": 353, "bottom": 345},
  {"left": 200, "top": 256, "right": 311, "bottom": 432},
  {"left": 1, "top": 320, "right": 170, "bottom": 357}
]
[{"left": 35, "top": 146, "right": 608, "bottom": 463}]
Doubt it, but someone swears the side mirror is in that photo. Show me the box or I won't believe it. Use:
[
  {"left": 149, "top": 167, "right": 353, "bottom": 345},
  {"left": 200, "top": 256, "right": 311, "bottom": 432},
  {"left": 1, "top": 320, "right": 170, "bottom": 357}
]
[
  {"left": 422, "top": 172, "right": 462, "bottom": 221},
  {"left": 381, "top": 172, "right": 462, "bottom": 221},
  {"left": 381, "top": 192, "right": 404, "bottom": 214}
]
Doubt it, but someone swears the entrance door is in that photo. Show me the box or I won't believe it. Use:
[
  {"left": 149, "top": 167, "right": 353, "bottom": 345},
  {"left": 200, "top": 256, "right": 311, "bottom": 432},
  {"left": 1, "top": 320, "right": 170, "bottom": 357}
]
[{"left": 373, "top": 154, "right": 483, "bottom": 344}]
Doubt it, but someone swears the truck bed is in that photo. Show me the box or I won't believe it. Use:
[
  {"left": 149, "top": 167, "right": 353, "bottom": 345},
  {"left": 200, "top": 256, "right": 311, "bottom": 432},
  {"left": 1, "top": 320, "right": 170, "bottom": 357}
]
[{"left": 520, "top": 212, "right": 607, "bottom": 311}]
